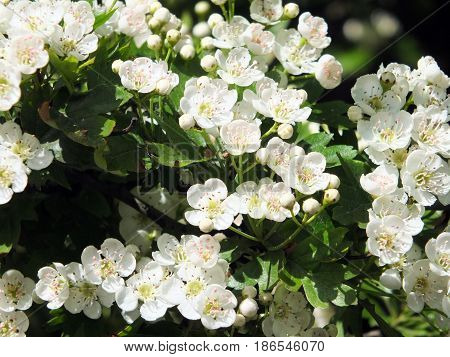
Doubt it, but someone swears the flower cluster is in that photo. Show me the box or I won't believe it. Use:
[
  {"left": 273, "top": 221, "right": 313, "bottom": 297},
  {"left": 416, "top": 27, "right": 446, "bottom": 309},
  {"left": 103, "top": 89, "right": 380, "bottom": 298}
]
[{"left": 352, "top": 57, "right": 450, "bottom": 318}]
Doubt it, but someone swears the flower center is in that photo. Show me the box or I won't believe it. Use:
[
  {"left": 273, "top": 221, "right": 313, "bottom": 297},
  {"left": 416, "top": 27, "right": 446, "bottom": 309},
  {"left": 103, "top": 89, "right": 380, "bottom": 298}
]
[
  {"left": 5, "top": 283, "right": 25, "bottom": 304},
  {"left": 136, "top": 283, "right": 156, "bottom": 301},
  {"left": 368, "top": 97, "right": 383, "bottom": 110},
  {"left": 377, "top": 232, "right": 395, "bottom": 250},
  {"left": 185, "top": 279, "right": 204, "bottom": 299},
  {"left": 50, "top": 276, "right": 68, "bottom": 295},
  {"left": 78, "top": 282, "right": 97, "bottom": 299},
  {"left": 297, "top": 167, "right": 315, "bottom": 184},
  {"left": 0, "top": 318, "right": 20, "bottom": 337},
  {"left": 437, "top": 253, "right": 449, "bottom": 271},
  {"left": 205, "top": 199, "right": 223, "bottom": 219},
  {"left": 11, "top": 140, "right": 33, "bottom": 160},
  {"left": 17, "top": 48, "right": 37, "bottom": 66},
  {"left": 0, "top": 167, "right": 13, "bottom": 188},
  {"left": 203, "top": 297, "right": 223, "bottom": 318},
  {"left": 174, "top": 245, "right": 187, "bottom": 263},
  {"left": 100, "top": 259, "right": 116, "bottom": 278},
  {"left": 379, "top": 128, "right": 396, "bottom": 143},
  {"left": 0, "top": 76, "right": 11, "bottom": 96},
  {"left": 198, "top": 102, "right": 214, "bottom": 118},
  {"left": 61, "top": 39, "right": 78, "bottom": 54},
  {"left": 413, "top": 277, "right": 428, "bottom": 294}
]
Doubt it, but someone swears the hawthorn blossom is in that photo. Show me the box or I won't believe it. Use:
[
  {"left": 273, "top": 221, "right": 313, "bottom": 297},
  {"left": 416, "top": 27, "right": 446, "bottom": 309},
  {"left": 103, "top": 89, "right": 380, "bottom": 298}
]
[
  {"left": 50, "top": 23, "right": 98, "bottom": 61},
  {"left": 360, "top": 164, "right": 399, "bottom": 197},
  {"left": 249, "top": 0, "right": 283, "bottom": 25},
  {"left": 194, "top": 284, "right": 237, "bottom": 329},
  {"left": 64, "top": 0, "right": 95, "bottom": 32},
  {"left": 185, "top": 178, "right": 240, "bottom": 231},
  {"left": 0, "top": 59, "right": 21, "bottom": 111},
  {"left": 212, "top": 16, "right": 249, "bottom": 49},
  {"left": 357, "top": 111, "right": 413, "bottom": 152},
  {"left": 35, "top": 263, "right": 70, "bottom": 309},
  {"left": 0, "top": 146, "right": 28, "bottom": 205},
  {"left": 365, "top": 147, "right": 410, "bottom": 169},
  {"left": 216, "top": 47, "right": 264, "bottom": 87},
  {"left": 151, "top": 233, "right": 191, "bottom": 268},
  {"left": 366, "top": 215, "right": 413, "bottom": 265},
  {"left": 0, "top": 270, "right": 35, "bottom": 312},
  {"left": 0, "top": 121, "right": 54, "bottom": 171},
  {"left": 259, "top": 180, "right": 300, "bottom": 222},
  {"left": 117, "top": 6, "right": 151, "bottom": 47},
  {"left": 220, "top": 119, "right": 261, "bottom": 155},
  {"left": 315, "top": 54, "right": 343, "bottom": 89},
  {"left": 184, "top": 234, "right": 221, "bottom": 269},
  {"left": 81, "top": 238, "right": 137, "bottom": 293},
  {"left": 298, "top": 12, "right": 331, "bottom": 49},
  {"left": 243, "top": 23, "right": 275, "bottom": 56},
  {"left": 0, "top": 311, "right": 29, "bottom": 337},
  {"left": 229, "top": 179, "right": 272, "bottom": 219},
  {"left": 5, "top": 34, "right": 49, "bottom": 75},
  {"left": 425, "top": 232, "right": 450, "bottom": 276},
  {"left": 400, "top": 150, "right": 450, "bottom": 206}
]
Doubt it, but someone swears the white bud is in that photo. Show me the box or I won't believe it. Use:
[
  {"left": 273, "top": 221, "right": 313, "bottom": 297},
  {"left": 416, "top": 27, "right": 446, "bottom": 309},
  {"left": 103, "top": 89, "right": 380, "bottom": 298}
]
[
  {"left": 259, "top": 292, "right": 273, "bottom": 305},
  {"left": 211, "top": 0, "right": 227, "bottom": 5},
  {"left": 213, "top": 233, "right": 227, "bottom": 242},
  {"left": 148, "top": 17, "right": 162, "bottom": 31},
  {"left": 380, "top": 268, "right": 402, "bottom": 290},
  {"left": 328, "top": 174, "right": 341, "bottom": 189},
  {"left": 324, "top": 189, "right": 340, "bottom": 205},
  {"left": 180, "top": 45, "right": 196, "bottom": 60},
  {"left": 302, "top": 198, "right": 321, "bottom": 215},
  {"left": 180, "top": 24, "right": 189, "bottom": 35},
  {"left": 380, "top": 71, "right": 396, "bottom": 86},
  {"left": 147, "top": 34, "right": 162, "bottom": 51},
  {"left": 200, "top": 36, "right": 215, "bottom": 50},
  {"left": 166, "top": 29, "right": 181, "bottom": 45},
  {"left": 283, "top": 3, "right": 300, "bottom": 19},
  {"left": 239, "top": 298, "right": 258, "bottom": 318},
  {"left": 179, "top": 114, "right": 196, "bottom": 130},
  {"left": 208, "top": 13, "right": 224, "bottom": 28},
  {"left": 193, "top": 21, "right": 211, "bottom": 38},
  {"left": 277, "top": 123, "right": 294, "bottom": 139},
  {"left": 111, "top": 59, "right": 123, "bottom": 74},
  {"left": 149, "top": 1, "right": 162, "bottom": 15},
  {"left": 199, "top": 218, "right": 214, "bottom": 233},
  {"left": 255, "top": 148, "right": 269, "bottom": 165},
  {"left": 195, "top": 1, "right": 211, "bottom": 16},
  {"left": 233, "top": 313, "right": 246, "bottom": 327},
  {"left": 200, "top": 54, "right": 217, "bottom": 72},
  {"left": 347, "top": 105, "right": 363, "bottom": 122},
  {"left": 156, "top": 78, "right": 171, "bottom": 95},
  {"left": 153, "top": 7, "right": 171, "bottom": 24},
  {"left": 242, "top": 286, "right": 257, "bottom": 299},
  {"left": 280, "top": 192, "right": 296, "bottom": 210}
]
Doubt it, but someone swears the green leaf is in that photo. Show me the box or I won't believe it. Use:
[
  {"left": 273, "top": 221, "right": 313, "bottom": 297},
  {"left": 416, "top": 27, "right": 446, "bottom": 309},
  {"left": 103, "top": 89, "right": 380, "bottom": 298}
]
[
  {"left": 93, "top": 6, "right": 117, "bottom": 30},
  {"left": 149, "top": 143, "right": 207, "bottom": 168},
  {"left": 48, "top": 51, "right": 79, "bottom": 92},
  {"left": 303, "top": 132, "right": 333, "bottom": 149},
  {"left": 361, "top": 300, "right": 403, "bottom": 336},
  {"left": 301, "top": 276, "right": 329, "bottom": 308},
  {"left": 103, "top": 134, "right": 144, "bottom": 172},
  {"left": 219, "top": 237, "right": 254, "bottom": 263},
  {"left": 309, "top": 101, "right": 355, "bottom": 129},
  {"left": 316, "top": 145, "right": 357, "bottom": 167}
]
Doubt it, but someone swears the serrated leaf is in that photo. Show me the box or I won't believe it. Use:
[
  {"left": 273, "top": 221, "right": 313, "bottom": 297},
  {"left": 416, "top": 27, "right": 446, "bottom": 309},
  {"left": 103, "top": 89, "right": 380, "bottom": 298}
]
[{"left": 149, "top": 143, "right": 207, "bottom": 168}]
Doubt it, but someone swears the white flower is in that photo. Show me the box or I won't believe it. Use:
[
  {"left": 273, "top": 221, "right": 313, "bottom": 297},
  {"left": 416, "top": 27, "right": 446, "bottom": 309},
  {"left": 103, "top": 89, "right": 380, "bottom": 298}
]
[
  {"left": 64, "top": 1, "right": 95, "bottom": 32},
  {"left": 229, "top": 179, "right": 271, "bottom": 219},
  {"left": 185, "top": 178, "right": 240, "bottom": 231},
  {"left": 81, "top": 238, "right": 137, "bottom": 293},
  {"left": 180, "top": 78, "right": 237, "bottom": 129},
  {"left": 232, "top": 100, "right": 257, "bottom": 122},
  {"left": 243, "top": 23, "right": 275, "bottom": 56},
  {"left": 411, "top": 56, "right": 450, "bottom": 91},
  {"left": 252, "top": 86, "right": 311, "bottom": 125},
  {"left": 184, "top": 234, "right": 221, "bottom": 269},
  {"left": 0, "top": 59, "right": 21, "bottom": 112},
  {"left": 365, "top": 147, "right": 410, "bottom": 169},
  {"left": 50, "top": 23, "right": 98, "bottom": 61},
  {"left": 220, "top": 119, "right": 261, "bottom": 155},
  {"left": 259, "top": 180, "right": 300, "bottom": 222},
  {"left": 357, "top": 110, "right": 413, "bottom": 152},
  {"left": 274, "top": 29, "right": 321, "bottom": 75},
  {"left": 366, "top": 215, "right": 413, "bottom": 265},
  {"left": 216, "top": 47, "right": 264, "bottom": 87},
  {"left": 0, "top": 146, "right": 28, "bottom": 205},
  {"left": 194, "top": 284, "right": 237, "bottom": 329},
  {"left": 0, "top": 311, "right": 29, "bottom": 337},
  {"left": 425, "top": 232, "right": 449, "bottom": 276},
  {"left": 115, "top": 261, "right": 174, "bottom": 321},
  {"left": 35, "top": 263, "right": 70, "bottom": 309},
  {"left": 212, "top": 16, "right": 249, "bottom": 49},
  {"left": 360, "top": 164, "right": 398, "bottom": 197},
  {"left": 5, "top": 34, "right": 48, "bottom": 75},
  {"left": 315, "top": 54, "right": 343, "bottom": 89},
  {"left": 368, "top": 189, "right": 424, "bottom": 236},
  {"left": 411, "top": 106, "right": 450, "bottom": 157},
  {"left": 285, "top": 152, "right": 330, "bottom": 195},
  {"left": 118, "top": 6, "right": 151, "bottom": 47},
  {"left": 262, "top": 286, "right": 311, "bottom": 337},
  {"left": 298, "top": 12, "right": 331, "bottom": 49},
  {"left": 262, "top": 137, "right": 305, "bottom": 179},
  {"left": 403, "top": 259, "right": 447, "bottom": 313},
  {"left": 0, "top": 121, "right": 54, "bottom": 170},
  {"left": 351, "top": 74, "right": 405, "bottom": 116},
  {"left": 400, "top": 150, "right": 450, "bottom": 206},
  {"left": 152, "top": 233, "right": 191, "bottom": 267},
  {"left": 250, "top": 0, "right": 283, "bottom": 25},
  {"left": 64, "top": 263, "right": 115, "bottom": 319},
  {"left": 0, "top": 270, "right": 34, "bottom": 312},
  {"left": 377, "top": 62, "right": 413, "bottom": 93}
]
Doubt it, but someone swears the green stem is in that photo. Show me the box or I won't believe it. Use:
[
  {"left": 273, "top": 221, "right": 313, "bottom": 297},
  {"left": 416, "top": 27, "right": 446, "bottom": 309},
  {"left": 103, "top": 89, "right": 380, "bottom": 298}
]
[
  {"left": 290, "top": 210, "right": 302, "bottom": 227},
  {"left": 228, "top": 226, "right": 259, "bottom": 242},
  {"left": 261, "top": 122, "right": 279, "bottom": 140},
  {"left": 242, "top": 162, "right": 257, "bottom": 175},
  {"left": 238, "top": 155, "right": 244, "bottom": 183},
  {"left": 220, "top": 4, "right": 229, "bottom": 22}
]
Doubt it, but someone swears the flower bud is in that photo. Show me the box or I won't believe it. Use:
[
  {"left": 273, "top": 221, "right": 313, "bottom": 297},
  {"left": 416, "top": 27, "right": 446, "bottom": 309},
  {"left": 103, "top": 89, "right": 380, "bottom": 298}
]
[
  {"left": 347, "top": 105, "right": 363, "bottom": 122},
  {"left": 153, "top": 7, "right": 171, "bottom": 24},
  {"left": 256, "top": 148, "right": 269, "bottom": 165},
  {"left": 195, "top": 1, "right": 211, "bottom": 16},
  {"left": 380, "top": 268, "right": 402, "bottom": 290},
  {"left": 327, "top": 174, "right": 340, "bottom": 189},
  {"left": 242, "top": 286, "right": 257, "bottom": 299},
  {"left": 239, "top": 298, "right": 258, "bottom": 318},
  {"left": 208, "top": 13, "right": 224, "bottom": 28},
  {"left": 147, "top": 34, "right": 162, "bottom": 51},
  {"left": 213, "top": 233, "right": 227, "bottom": 242},
  {"left": 149, "top": 1, "right": 162, "bottom": 15},
  {"left": 148, "top": 17, "right": 162, "bottom": 31},
  {"left": 280, "top": 192, "right": 296, "bottom": 211},
  {"left": 302, "top": 198, "right": 321, "bottom": 215},
  {"left": 166, "top": 29, "right": 181, "bottom": 46},
  {"left": 179, "top": 114, "right": 196, "bottom": 130},
  {"left": 201, "top": 36, "right": 215, "bottom": 50},
  {"left": 111, "top": 59, "right": 123, "bottom": 74},
  {"left": 156, "top": 78, "right": 171, "bottom": 95},
  {"left": 233, "top": 313, "right": 246, "bottom": 327},
  {"left": 211, "top": 0, "right": 227, "bottom": 5},
  {"left": 323, "top": 189, "right": 340, "bottom": 205},
  {"left": 193, "top": 21, "right": 211, "bottom": 38},
  {"left": 259, "top": 292, "right": 273, "bottom": 305},
  {"left": 283, "top": 3, "right": 300, "bottom": 19},
  {"left": 199, "top": 218, "right": 214, "bottom": 233},
  {"left": 380, "top": 71, "right": 396, "bottom": 91},
  {"left": 180, "top": 44, "right": 196, "bottom": 60},
  {"left": 277, "top": 123, "right": 294, "bottom": 139},
  {"left": 200, "top": 54, "right": 218, "bottom": 72},
  {"left": 315, "top": 54, "right": 343, "bottom": 89}
]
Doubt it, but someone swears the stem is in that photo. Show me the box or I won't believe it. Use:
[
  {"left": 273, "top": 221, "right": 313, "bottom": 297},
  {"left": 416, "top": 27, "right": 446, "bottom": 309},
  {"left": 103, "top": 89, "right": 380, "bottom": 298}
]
[
  {"left": 164, "top": 47, "right": 172, "bottom": 63},
  {"left": 261, "top": 122, "right": 279, "bottom": 140},
  {"left": 228, "top": 226, "right": 259, "bottom": 242},
  {"left": 220, "top": 5, "right": 229, "bottom": 22},
  {"left": 238, "top": 155, "right": 244, "bottom": 183},
  {"left": 290, "top": 210, "right": 302, "bottom": 227},
  {"left": 242, "top": 162, "right": 257, "bottom": 175}
]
